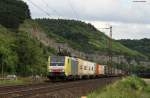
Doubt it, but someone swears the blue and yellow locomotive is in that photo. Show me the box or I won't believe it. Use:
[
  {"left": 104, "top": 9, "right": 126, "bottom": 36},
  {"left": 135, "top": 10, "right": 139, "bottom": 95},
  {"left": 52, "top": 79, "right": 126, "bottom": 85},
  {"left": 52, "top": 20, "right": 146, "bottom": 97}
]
[{"left": 47, "top": 56, "right": 78, "bottom": 79}]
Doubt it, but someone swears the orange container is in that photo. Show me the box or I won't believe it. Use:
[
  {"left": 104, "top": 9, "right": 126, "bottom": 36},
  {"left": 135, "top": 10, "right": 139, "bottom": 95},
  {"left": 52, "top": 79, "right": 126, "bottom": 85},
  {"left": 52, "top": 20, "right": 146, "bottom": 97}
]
[
  {"left": 96, "top": 64, "right": 100, "bottom": 75},
  {"left": 96, "top": 64, "right": 105, "bottom": 76}
]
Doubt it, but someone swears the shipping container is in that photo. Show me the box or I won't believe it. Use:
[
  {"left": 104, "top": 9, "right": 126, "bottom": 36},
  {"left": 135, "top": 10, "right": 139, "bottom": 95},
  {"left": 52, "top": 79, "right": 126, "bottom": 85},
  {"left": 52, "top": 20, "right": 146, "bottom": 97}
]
[
  {"left": 104, "top": 65, "right": 109, "bottom": 75},
  {"left": 96, "top": 64, "right": 105, "bottom": 76},
  {"left": 77, "top": 58, "right": 96, "bottom": 77},
  {"left": 99, "top": 65, "right": 105, "bottom": 75},
  {"left": 87, "top": 61, "right": 96, "bottom": 75}
]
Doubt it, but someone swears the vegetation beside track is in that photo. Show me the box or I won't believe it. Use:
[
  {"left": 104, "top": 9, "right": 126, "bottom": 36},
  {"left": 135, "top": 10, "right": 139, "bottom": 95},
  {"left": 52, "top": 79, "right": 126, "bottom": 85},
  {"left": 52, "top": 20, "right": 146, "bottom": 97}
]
[
  {"left": 0, "top": 0, "right": 50, "bottom": 76},
  {"left": 0, "top": 78, "right": 29, "bottom": 86},
  {"left": 0, "top": 25, "right": 49, "bottom": 76},
  {"left": 0, "top": 77, "right": 45, "bottom": 86},
  {"left": 87, "top": 76, "right": 150, "bottom": 98}
]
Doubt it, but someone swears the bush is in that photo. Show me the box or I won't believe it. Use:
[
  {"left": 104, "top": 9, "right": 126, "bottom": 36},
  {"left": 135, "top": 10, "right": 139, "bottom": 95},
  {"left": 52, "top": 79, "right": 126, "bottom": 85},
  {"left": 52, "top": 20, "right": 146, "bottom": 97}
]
[{"left": 88, "top": 76, "right": 150, "bottom": 98}]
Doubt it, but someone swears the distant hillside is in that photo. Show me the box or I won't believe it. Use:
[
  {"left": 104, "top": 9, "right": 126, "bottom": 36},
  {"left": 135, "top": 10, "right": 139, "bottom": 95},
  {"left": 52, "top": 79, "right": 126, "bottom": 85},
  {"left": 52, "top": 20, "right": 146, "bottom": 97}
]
[
  {"left": 34, "top": 19, "right": 144, "bottom": 58},
  {"left": 118, "top": 39, "right": 150, "bottom": 59}
]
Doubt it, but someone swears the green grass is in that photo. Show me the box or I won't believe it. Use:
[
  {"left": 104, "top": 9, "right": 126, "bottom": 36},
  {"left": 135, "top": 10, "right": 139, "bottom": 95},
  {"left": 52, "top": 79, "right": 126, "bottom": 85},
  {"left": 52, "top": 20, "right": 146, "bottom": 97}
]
[
  {"left": 0, "top": 77, "right": 37, "bottom": 86},
  {"left": 0, "top": 80, "right": 25, "bottom": 86},
  {"left": 87, "top": 76, "right": 150, "bottom": 98}
]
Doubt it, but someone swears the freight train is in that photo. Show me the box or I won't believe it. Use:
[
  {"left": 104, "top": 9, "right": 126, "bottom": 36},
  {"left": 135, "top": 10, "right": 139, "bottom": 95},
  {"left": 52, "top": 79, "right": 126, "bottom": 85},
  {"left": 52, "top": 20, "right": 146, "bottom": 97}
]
[{"left": 47, "top": 56, "right": 124, "bottom": 80}]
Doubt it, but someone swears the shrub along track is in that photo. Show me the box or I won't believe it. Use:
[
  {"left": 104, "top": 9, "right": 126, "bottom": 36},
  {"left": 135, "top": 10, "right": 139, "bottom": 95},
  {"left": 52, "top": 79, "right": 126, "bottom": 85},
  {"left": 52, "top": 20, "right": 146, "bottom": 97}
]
[{"left": 0, "top": 77, "right": 120, "bottom": 98}]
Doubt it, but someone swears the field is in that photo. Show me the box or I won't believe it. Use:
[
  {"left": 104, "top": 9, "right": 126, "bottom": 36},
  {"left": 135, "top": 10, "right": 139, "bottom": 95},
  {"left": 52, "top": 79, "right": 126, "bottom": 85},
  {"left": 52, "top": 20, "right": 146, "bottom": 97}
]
[{"left": 87, "top": 76, "right": 150, "bottom": 98}]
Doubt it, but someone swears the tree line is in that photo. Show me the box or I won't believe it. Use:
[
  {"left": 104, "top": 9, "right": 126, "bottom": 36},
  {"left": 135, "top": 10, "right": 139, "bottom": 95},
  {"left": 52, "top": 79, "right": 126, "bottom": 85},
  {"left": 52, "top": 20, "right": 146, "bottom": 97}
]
[
  {"left": 0, "top": 0, "right": 50, "bottom": 76},
  {"left": 0, "top": 0, "right": 30, "bottom": 29}
]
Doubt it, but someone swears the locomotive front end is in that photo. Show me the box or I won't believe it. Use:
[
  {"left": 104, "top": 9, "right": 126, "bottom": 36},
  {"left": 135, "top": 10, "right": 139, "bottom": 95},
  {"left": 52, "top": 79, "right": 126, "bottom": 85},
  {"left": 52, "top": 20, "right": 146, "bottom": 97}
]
[{"left": 48, "top": 56, "right": 66, "bottom": 79}]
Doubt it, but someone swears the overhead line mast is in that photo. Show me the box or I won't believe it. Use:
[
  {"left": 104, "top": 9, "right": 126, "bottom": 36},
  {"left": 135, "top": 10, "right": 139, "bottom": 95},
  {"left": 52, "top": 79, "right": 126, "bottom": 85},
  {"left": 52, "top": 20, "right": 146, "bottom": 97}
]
[
  {"left": 109, "top": 26, "right": 112, "bottom": 75},
  {"left": 98, "top": 26, "right": 113, "bottom": 75}
]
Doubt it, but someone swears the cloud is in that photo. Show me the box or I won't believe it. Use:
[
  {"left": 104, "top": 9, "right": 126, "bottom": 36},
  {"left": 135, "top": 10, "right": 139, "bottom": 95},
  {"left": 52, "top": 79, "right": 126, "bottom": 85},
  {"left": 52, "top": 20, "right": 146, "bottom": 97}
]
[
  {"left": 90, "top": 21, "right": 150, "bottom": 39},
  {"left": 23, "top": 0, "right": 150, "bottom": 23},
  {"left": 23, "top": 0, "right": 150, "bottom": 39}
]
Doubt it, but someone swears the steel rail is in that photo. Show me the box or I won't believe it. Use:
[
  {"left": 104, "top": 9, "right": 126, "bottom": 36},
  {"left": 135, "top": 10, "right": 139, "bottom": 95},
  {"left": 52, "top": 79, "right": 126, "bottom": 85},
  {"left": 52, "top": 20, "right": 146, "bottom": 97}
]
[{"left": 0, "top": 78, "right": 110, "bottom": 97}]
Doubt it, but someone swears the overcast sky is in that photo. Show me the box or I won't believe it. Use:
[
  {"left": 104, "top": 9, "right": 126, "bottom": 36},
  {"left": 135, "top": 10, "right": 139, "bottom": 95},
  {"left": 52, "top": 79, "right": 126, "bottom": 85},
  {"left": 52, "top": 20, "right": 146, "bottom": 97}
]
[{"left": 23, "top": 0, "right": 150, "bottom": 39}]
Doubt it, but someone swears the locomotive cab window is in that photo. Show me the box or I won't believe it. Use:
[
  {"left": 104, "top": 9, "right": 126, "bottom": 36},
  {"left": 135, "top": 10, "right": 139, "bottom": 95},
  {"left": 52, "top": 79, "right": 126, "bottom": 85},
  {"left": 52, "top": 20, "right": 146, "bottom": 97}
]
[
  {"left": 50, "top": 62, "right": 64, "bottom": 66},
  {"left": 50, "top": 56, "right": 65, "bottom": 66}
]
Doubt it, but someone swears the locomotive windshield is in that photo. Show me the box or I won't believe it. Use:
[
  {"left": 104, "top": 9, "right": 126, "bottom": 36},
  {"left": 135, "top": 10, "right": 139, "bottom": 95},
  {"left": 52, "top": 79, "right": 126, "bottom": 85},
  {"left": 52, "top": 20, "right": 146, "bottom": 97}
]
[
  {"left": 50, "top": 56, "right": 65, "bottom": 66},
  {"left": 50, "top": 62, "right": 64, "bottom": 66}
]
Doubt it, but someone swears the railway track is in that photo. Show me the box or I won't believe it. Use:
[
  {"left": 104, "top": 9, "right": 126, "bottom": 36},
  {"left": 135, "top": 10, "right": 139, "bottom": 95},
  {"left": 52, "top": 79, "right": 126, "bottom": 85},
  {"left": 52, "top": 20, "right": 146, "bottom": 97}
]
[
  {"left": 0, "top": 83, "right": 49, "bottom": 93},
  {"left": 0, "top": 77, "right": 119, "bottom": 98}
]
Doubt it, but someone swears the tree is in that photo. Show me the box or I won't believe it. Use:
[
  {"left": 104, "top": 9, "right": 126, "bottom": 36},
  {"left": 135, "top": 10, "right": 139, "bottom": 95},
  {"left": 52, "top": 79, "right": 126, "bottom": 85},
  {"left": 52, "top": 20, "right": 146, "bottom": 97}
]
[
  {"left": 15, "top": 32, "right": 46, "bottom": 76},
  {"left": 0, "top": 31, "right": 18, "bottom": 74},
  {"left": 0, "top": 0, "right": 31, "bottom": 29}
]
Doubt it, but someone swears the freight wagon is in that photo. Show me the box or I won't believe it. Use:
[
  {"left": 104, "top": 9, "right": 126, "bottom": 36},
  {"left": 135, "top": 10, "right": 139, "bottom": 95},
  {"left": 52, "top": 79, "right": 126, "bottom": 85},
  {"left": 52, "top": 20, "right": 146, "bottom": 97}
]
[{"left": 78, "top": 58, "right": 96, "bottom": 78}]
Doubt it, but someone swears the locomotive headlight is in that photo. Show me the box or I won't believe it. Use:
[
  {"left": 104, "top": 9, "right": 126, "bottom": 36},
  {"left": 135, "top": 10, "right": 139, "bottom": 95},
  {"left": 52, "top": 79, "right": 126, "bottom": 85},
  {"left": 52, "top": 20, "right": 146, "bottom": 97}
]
[
  {"left": 62, "top": 69, "right": 65, "bottom": 72},
  {"left": 49, "top": 69, "right": 52, "bottom": 72}
]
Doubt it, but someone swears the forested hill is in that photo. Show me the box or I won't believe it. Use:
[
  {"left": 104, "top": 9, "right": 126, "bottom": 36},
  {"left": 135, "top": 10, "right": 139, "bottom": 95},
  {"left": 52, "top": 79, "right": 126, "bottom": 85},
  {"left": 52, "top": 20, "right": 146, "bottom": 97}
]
[
  {"left": 34, "top": 19, "right": 144, "bottom": 57},
  {"left": 0, "top": 0, "right": 48, "bottom": 76},
  {"left": 118, "top": 39, "right": 150, "bottom": 59}
]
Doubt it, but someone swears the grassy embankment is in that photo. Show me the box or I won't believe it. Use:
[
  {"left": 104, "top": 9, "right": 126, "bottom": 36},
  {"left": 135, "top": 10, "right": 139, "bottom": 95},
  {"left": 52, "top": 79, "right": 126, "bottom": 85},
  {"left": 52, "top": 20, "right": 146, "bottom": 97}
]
[
  {"left": 87, "top": 76, "right": 150, "bottom": 98},
  {"left": 0, "top": 77, "right": 45, "bottom": 86},
  {"left": 0, "top": 78, "right": 31, "bottom": 86}
]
